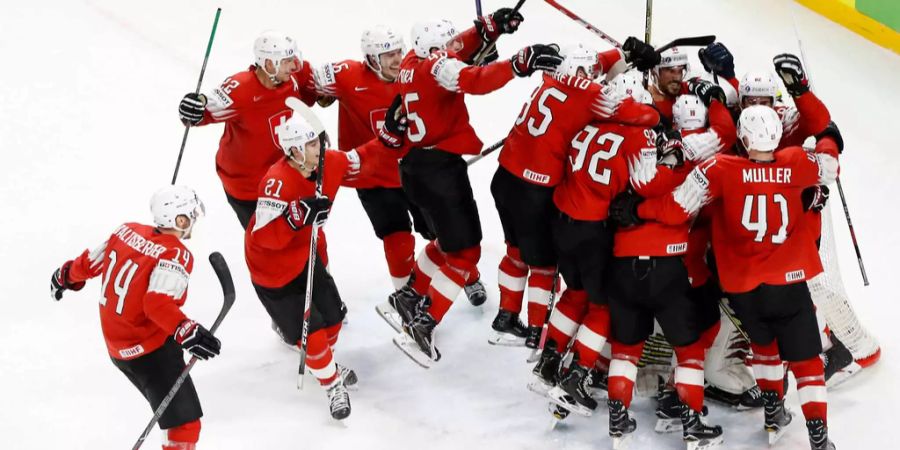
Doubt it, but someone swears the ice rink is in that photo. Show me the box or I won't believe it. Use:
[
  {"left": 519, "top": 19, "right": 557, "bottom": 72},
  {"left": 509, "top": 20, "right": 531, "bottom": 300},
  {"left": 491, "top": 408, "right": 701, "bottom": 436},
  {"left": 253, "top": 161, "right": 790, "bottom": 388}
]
[{"left": 1, "top": 0, "right": 897, "bottom": 448}]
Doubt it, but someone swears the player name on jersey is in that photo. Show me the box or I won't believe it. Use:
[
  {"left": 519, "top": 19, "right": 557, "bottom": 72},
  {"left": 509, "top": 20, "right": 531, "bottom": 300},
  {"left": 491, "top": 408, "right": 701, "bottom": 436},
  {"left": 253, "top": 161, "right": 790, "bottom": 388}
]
[
  {"left": 113, "top": 224, "right": 168, "bottom": 259},
  {"left": 742, "top": 167, "right": 792, "bottom": 184}
]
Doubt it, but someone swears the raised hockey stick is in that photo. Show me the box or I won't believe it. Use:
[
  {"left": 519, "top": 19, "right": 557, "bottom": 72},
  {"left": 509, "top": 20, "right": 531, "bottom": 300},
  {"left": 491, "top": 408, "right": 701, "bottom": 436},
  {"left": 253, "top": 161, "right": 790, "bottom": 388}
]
[
  {"left": 285, "top": 98, "right": 330, "bottom": 390},
  {"left": 790, "top": 4, "right": 869, "bottom": 285},
  {"left": 474, "top": 0, "right": 528, "bottom": 66},
  {"left": 544, "top": 0, "right": 620, "bottom": 47},
  {"left": 642, "top": 0, "right": 653, "bottom": 88},
  {"left": 466, "top": 138, "right": 506, "bottom": 166},
  {"left": 132, "top": 252, "right": 236, "bottom": 450},
  {"left": 171, "top": 8, "right": 222, "bottom": 185},
  {"left": 475, "top": 0, "right": 483, "bottom": 17}
]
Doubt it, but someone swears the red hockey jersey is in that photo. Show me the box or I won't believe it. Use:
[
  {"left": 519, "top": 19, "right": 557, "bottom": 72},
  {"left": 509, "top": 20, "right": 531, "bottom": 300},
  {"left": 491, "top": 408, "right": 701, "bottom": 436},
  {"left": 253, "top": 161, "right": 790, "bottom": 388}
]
[
  {"left": 396, "top": 49, "right": 514, "bottom": 155},
  {"left": 553, "top": 122, "right": 655, "bottom": 221},
  {"left": 500, "top": 72, "right": 659, "bottom": 187},
  {"left": 638, "top": 147, "right": 838, "bottom": 293},
  {"left": 314, "top": 59, "right": 403, "bottom": 189},
  {"left": 66, "top": 223, "right": 194, "bottom": 360},
  {"left": 199, "top": 65, "right": 318, "bottom": 200}
]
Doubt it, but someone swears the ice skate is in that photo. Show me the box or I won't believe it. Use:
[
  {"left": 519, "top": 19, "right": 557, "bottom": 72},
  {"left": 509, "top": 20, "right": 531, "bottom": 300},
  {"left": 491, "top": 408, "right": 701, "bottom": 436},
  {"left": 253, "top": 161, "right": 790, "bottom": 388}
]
[
  {"left": 394, "top": 300, "right": 440, "bottom": 368},
  {"left": 548, "top": 361, "right": 597, "bottom": 416},
  {"left": 525, "top": 325, "right": 542, "bottom": 350},
  {"left": 655, "top": 388, "right": 686, "bottom": 433},
  {"left": 377, "top": 283, "right": 422, "bottom": 333},
  {"left": 609, "top": 399, "right": 636, "bottom": 449},
  {"left": 681, "top": 407, "right": 723, "bottom": 449},
  {"left": 325, "top": 378, "right": 351, "bottom": 420},
  {"left": 807, "top": 419, "right": 836, "bottom": 450},
  {"left": 762, "top": 391, "right": 793, "bottom": 445},
  {"left": 337, "top": 364, "right": 358, "bottom": 390},
  {"left": 487, "top": 309, "right": 527, "bottom": 346},
  {"left": 823, "top": 333, "right": 854, "bottom": 384},
  {"left": 464, "top": 278, "right": 487, "bottom": 306},
  {"left": 528, "top": 341, "right": 562, "bottom": 396}
]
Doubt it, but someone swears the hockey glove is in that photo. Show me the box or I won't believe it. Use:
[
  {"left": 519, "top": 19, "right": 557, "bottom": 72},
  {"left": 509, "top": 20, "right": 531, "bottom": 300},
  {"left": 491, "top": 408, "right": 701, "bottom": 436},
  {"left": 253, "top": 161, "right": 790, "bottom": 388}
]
[
  {"left": 682, "top": 132, "right": 721, "bottom": 163},
  {"left": 50, "top": 260, "right": 85, "bottom": 301},
  {"left": 178, "top": 93, "right": 207, "bottom": 125},
  {"left": 511, "top": 44, "right": 563, "bottom": 77},
  {"left": 656, "top": 129, "right": 685, "bottom": 166},
  {"left": 378, "top": 95, "right": 408, "bottom": 149},
  {"left": 622, "top": 37, "right": 660, "bottom": 72},
  {"left": 802, "top": 185, "right": 830, "bottom": 212},
  {"left": 608, "top": 191, "right": 645, "bottom": 228},
  {"left": 698, "top": 42, "right": 735, "bottom": 79},
  {"left": 285, "top": 195, "right": 332, "bottom": 230},
  {"left": 686, "top": 77, "right": 727, "bottom": 107},
  {"left": 773, "top": 53, "right": 809, "bottom": 97},
  {"left": 816, "top": 121, "right": 845, "bottom": 154},
  {"left": 174, "top": 319, "right": 221, "bottom": 360},
  {"left": 476, "top": 7, "right": 524, "bottom": 42}
]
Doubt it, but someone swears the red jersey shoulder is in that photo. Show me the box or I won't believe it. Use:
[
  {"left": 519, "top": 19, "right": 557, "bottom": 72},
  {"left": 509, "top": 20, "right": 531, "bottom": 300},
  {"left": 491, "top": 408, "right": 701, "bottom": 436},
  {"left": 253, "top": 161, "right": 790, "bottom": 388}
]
[
  {"left": 210, "top": 68, "right": 258, "bottom": 110},
  {"left": 318, "top": 59, "right": 367, "bottom": 96}
]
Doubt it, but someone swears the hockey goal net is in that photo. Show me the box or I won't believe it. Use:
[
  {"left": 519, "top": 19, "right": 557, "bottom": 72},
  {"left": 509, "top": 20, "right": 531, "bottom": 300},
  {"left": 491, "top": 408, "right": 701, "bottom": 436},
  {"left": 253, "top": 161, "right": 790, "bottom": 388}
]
[{"left": 809, "top": 202, "right": 880, "bottom": 367}]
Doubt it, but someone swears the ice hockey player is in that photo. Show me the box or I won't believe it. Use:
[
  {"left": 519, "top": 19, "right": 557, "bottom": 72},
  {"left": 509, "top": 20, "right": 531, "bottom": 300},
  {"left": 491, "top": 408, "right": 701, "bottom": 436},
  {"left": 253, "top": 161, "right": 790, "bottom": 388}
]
[
  {"left": 178, "top": 30, "right": 319, "bottom": 230},
  {"left": 312, "top": 26, "right": 435, "bottom": 293},
  {"left": 50, "top": 185, "right": 220, "bottom": 450},
  {"left": 603, "top": 100, "right": 725, "bottom": 448},
  {"left": 490, "top": 44, "right": 660, "bottom": 348},
  {"left": 622, "top": 105, "right": 839, "bottom": 449},
  {"left": 243, "top": 103, "right": 404, "bottom": 419},
  {"left": 384, "top": 13, "right": 565, "bottom": 366}
]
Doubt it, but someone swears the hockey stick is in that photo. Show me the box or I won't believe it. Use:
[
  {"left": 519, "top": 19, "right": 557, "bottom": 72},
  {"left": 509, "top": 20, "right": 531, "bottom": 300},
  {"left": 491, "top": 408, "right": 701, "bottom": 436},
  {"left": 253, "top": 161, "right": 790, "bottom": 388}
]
[
  {"left": 132, "top": 252, "right": 236, "bottom": 450},
  {"left": 642, "top": 0, "right": 653, "bottom": 88},
  {"left": 466, "top": 138, "right": 506, "bottom": 166},
  {"left": 474, "top": 0, "right": 527, "bottom": 66},
  {"left": 171, "top": 8, "right": 222, "bottom": 185},
  {"left": 285, "top": 98, "right": 329, "bottom": 390},
  {"left": 790, "top": 4, "right": 869, "bottom": 285},
  {"left": 475, "top": 0, "right": 483, "bottom": 17}
]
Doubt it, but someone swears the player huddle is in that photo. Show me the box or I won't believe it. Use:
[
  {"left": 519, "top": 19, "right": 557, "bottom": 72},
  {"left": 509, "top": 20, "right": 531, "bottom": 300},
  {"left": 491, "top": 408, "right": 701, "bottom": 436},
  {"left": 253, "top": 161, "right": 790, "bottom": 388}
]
[{"left": 49, "top": 5, "right": 857, "bottom": 450}]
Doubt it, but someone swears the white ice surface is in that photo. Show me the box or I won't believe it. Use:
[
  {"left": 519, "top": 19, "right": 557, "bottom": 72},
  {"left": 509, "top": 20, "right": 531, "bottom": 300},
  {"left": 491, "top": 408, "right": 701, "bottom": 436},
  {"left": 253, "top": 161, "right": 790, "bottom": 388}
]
[{"left": 1, "top": 0, "right": 897, "bottom": 449}]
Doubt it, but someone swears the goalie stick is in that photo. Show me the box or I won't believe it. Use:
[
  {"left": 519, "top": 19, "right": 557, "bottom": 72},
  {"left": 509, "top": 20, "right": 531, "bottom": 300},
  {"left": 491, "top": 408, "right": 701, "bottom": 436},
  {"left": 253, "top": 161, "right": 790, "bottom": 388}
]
[
  {"left": 171, "top": 8, "right": 222, "bottom": 185},
  {"left": 284, "top": 97, "right": 330, "bottom": 389},
  {"left": 132, "top": 252, "right": 236, "bottom": 450}
]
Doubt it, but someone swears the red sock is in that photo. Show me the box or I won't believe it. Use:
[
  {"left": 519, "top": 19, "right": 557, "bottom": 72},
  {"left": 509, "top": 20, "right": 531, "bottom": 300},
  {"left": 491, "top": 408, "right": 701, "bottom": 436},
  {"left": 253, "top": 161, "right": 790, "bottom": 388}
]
[
  {"left": 608, "top": 341, "right": 644, "bottom": 408},
  {"left": 164, "top": 419, "right": 200, "bottom": 450},
  {"left": 497, "top": 244, "right": 527, "bottom": 313},
  {"left": 304, "top": 329, "right": 338, "bottom": 386},
  {"left": 546, "top": 289, "right": 588, "bottom": 351},
  {"left": 750, "top": 341, "right": 785, "bottom": 398},
  {"left": 411, "top": 241, "right": 444, "bottom": 295},
  {"left": 383, "top": 231, "right": 415, "bottom": 289},
  {"left": 525, "top": 266, "right": 555, "bottom": 327},
  {"left": 427, "top": 246, "right": 480, "bottom": 323},
  {"left": 572, "top": 303, "right": 610, "bottom": 368},
  {"left": 674, "top": 341, "right": 707, "bottom": 412},
  {"left": 792, "top": 356, "right": 828, "bottom": 424},
  {"left": 324, "top": 322, "right": 342, "bottom": 349}
]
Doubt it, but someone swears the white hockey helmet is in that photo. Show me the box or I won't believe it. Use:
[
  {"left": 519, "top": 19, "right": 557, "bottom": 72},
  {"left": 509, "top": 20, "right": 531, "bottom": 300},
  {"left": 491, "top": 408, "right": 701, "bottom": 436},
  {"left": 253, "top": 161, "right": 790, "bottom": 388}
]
[
  {"left": 652, "top": 47, "right": 689, "bottom": 76},
  {"left": 555, "top": 43, "right": 600, "bottom": 79},
  {"left": 254, "top": 30, "right": 300, "bottom": 78},
  {"left": 150, "top": 185, "right": 205, "bottom": 235},
  {"left": 410, "top": 20, "right": 458, "bottom": 58},
  {"left": 277, "top": 114, "right": 319, "bottom": 163},
  {"left": 673, "top": 95, "right": 708, "bottom": 130},
  {"left": 610, "top": 72, "right": 652, "bottom": 103},
  {"left": 737, "top": 105, "right": 783, "bottom": 152},
  {"left": 361, "top": 25, "right": 406, "bottom": 73},
  {"left": 738, "top": 71, "right": 778, "bottom": 106}
]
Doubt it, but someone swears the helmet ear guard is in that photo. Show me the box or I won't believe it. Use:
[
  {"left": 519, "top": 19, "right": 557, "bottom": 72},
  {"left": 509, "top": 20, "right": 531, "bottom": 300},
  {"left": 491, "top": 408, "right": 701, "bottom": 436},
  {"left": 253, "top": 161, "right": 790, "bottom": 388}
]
[
  {"left": 254, "top": 30, "right": 300, "bottom": 82},
  {"left": 150, "top": 186, "right": 205, "bottom": 237}
]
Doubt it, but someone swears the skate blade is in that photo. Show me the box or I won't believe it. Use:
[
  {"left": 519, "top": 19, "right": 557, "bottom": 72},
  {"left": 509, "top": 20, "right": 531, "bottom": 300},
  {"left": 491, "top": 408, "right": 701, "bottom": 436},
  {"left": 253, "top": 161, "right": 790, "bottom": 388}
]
[
  {"left": 826, "top": 361, "right": 862, "bottom": 388},
  {"left": 487, "top": 331, "right": 526, "bottom": 347},
  {"left": 686, "top": 435, "right": 723, "bottom": 450},
  {"left": 766, "top": 424, "right": 789, "bottom": 445},
  {"left": 527, "top": 378, "right": 553, "bottom": 397},
  {"left": 376, "top": 302, "right": 403, "bottom": 333},
  {"left": 392, "top": 333, "right": 433, "bottom": 369},
  {"left": 655, "top": 418, "right": 682, "bottom": 433},
  {"left": 546, "top": 387, "right": 594, "bottom": 417},
  {"left": 526, "top": 348, "right": 540, "bottom": 363},
  {"left": 611, "top": 433, "right": 633, "bottom": 450}
]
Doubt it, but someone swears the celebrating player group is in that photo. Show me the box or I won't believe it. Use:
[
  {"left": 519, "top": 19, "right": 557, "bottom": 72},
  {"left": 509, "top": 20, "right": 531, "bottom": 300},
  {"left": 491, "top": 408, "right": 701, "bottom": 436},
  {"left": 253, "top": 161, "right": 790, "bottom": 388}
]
[{"left": 47, "top": 1, "right": 878, "bottom": 449}]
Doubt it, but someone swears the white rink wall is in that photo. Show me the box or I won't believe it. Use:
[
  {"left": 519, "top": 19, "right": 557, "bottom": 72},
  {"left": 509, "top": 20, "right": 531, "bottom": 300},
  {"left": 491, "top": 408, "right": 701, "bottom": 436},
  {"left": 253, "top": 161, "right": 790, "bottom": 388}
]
[{"left": 0, "top": 1, "right": 897, "bottom": 448}]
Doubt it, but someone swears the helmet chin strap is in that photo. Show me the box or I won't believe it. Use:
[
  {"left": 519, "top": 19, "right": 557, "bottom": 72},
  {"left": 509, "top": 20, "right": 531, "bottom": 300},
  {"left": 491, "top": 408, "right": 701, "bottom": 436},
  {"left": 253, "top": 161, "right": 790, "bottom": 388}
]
[{"left": 261, "top": 59, "right": 283, "bottom": 85}]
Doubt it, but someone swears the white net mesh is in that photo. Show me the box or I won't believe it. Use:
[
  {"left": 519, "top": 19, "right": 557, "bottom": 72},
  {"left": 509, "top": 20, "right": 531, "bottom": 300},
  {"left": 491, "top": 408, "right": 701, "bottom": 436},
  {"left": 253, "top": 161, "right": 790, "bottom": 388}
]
[{"left": 808, "top": 202, "right": 880, "bottom": 361}]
